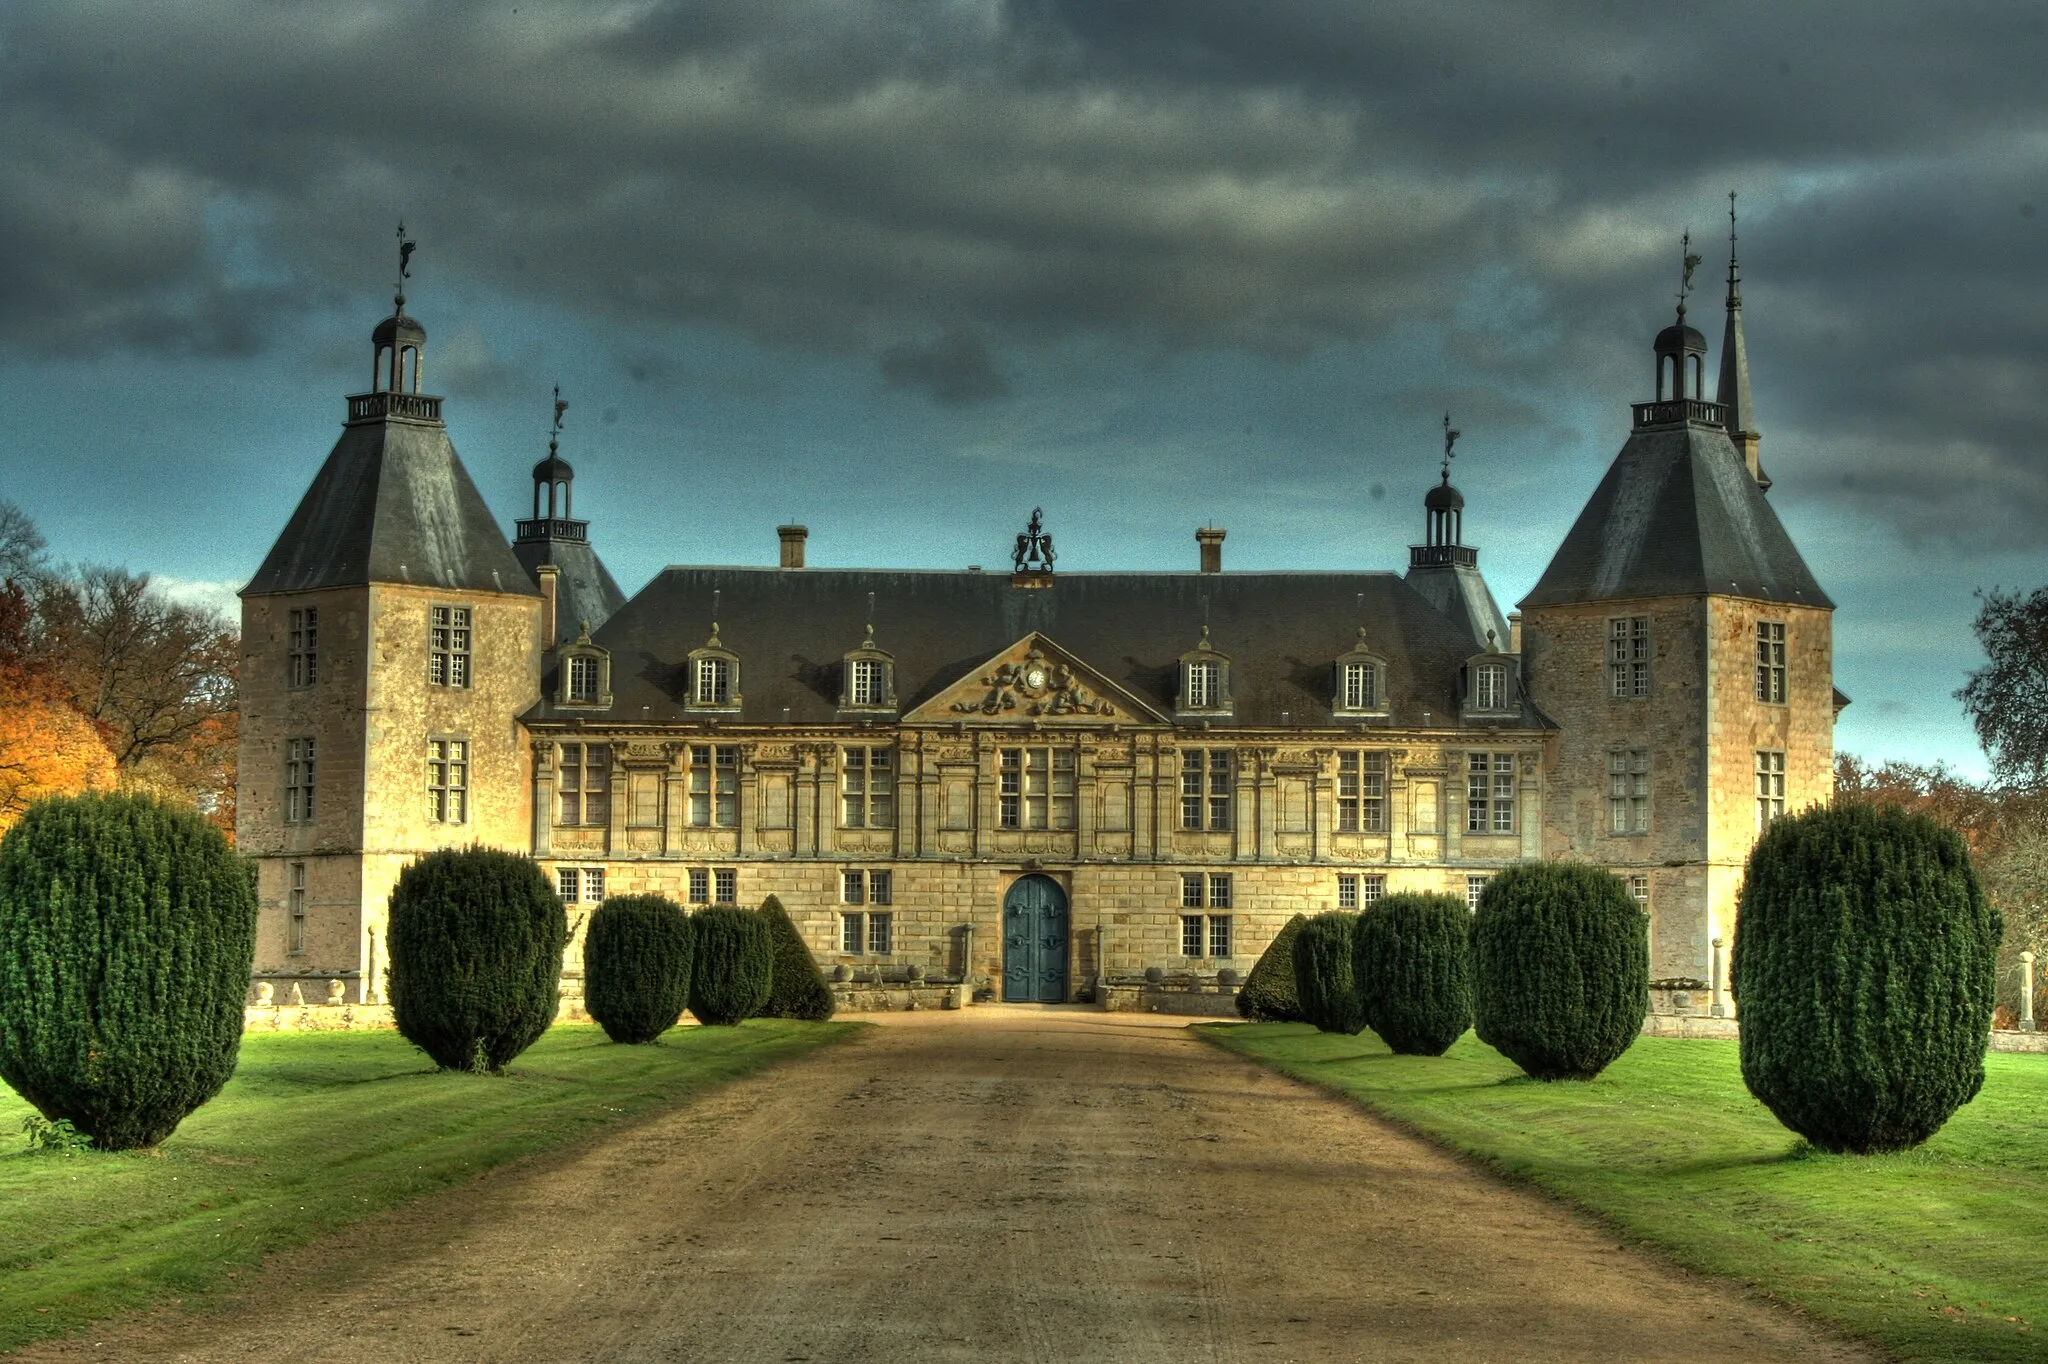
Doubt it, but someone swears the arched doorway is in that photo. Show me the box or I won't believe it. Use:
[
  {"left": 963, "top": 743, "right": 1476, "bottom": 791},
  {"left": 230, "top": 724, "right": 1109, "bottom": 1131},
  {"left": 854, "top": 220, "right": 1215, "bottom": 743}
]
[{"left": 1002, "top": 874, "right": 1069, "bottom": 1003}]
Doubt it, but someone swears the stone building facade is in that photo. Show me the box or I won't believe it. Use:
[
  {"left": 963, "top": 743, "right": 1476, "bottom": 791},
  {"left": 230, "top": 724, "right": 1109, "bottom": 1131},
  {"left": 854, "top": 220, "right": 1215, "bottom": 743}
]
[{"left": 238, "top": 242, "right": 1838, "bottom": 1013}]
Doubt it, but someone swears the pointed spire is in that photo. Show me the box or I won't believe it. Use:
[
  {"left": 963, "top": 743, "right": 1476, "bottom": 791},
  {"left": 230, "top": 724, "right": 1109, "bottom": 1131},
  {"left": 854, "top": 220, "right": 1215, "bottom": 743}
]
[{"left": 1718, "top": 192, "right": 1767, "bottom": 489}]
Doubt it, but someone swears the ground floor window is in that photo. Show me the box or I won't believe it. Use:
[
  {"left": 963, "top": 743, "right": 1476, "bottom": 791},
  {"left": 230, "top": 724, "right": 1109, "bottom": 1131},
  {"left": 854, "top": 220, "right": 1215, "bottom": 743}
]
[
  {"left": 556, "top": 866, "right": 606, "bottom": 904},
  {"left": 841, "top": 869, "right": 893, "bottom": 905},
  {"left": 1336, "top": 872, "right": 1386, "bottom": 910},
  {"left": 1466, "top": 874, "right": 1490, "bottom": 911},
  {"left": 288, "top": 861, "right": 306, "bottom": 954},
  {"left": 1181, "top": 914, "right": 1232, "bottom": 958},
  {"left": 688, "top": 867, "right": 738, "bottom": 906},
  {"left": 841, "top": 911, "right": 893, "bottom": 954},
  {"left": 1627, "top": 873, "right": 1649, "bottom": 909}
]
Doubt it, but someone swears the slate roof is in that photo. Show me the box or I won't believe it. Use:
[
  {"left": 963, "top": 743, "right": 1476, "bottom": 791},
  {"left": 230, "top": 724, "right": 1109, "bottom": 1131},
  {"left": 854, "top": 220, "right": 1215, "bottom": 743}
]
[
  {"left": 513, "top": 535, "right": 627, "bottom": 645},
  {"left": 243, "top": 413, "right": 538, "bottom": 598},
  {"left": 525, "top": 567, "right": 1548, "bottom": 731},
  {"left": 1519, "top": 421, "right": 1831, "bottom": 610}
]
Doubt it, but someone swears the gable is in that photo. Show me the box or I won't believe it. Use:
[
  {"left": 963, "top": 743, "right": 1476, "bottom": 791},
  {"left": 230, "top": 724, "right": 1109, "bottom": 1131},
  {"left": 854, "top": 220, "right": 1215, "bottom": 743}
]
[{"left": 904, "top": 633, "right": 1168, "bottom": 724}]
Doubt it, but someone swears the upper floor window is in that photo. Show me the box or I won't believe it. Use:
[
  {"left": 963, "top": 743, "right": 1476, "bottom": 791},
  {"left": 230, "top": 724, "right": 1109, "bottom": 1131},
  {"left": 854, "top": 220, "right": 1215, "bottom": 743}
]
[
  {"left": 430, "top": 606, "right": 472, "bottom": 688},
  {"left": 427, "top": 738, "right": 468, "bottom": 823},
  {"left": 1756, "top": 621, "right": 1787, "bottom": 703},
  {"left": 999, "top": 747, "right": 1076, "bottom": 830},
  {"left": 842, "top": 746, "right": 895, "bottom": 828},
  {"left": 1180, "top": 749, "right": 1233, "bottom": 831},
  {"left": 287, "top": 861, "right": 307, "bottom": 954},
  {"left": 688, "top": 745, "right": 739, "bottom": 827},
  {"left": 1337, "top": 872, "right": 1386, "bottom": 909},
  {"left": 695, "top": 656, "right": 732, "bottom": 706},
  {"left": 1756, "top": 750, "right": 1786, "bottom": 830},
  {"left": 1608, "top": 748, "right": 1650, "bottom": 834},
  {"left": 1185, "top": 661, "right": 1220, "bottom": 708},
  {"left": 1474, "top": 662, "right": 1507, "bottom": 711},
  {"left": 285, "top": 737, "right": 315, "bottom": 823},
  {"left": 567, "top": 654, "right": 601, "bottom": 703},
  {"left": 1466, "top": 752, "right": 1516, "bottom": 834},
  {"left": 1333, "top": 627, "right": 1388, "bottom": 717},
  {"left": 1341, "top": 661, "right": 1377, "bottom": 711},
  {"left": 1178, "top": 626, "right": 1231, "bottom": 714},
  {"left": 1608, "top": 616, "right": 1649, "bottom": 699},
  {"left": 558, "top": 743, "right": 610, "bottom": 826},
  {"left": 1336, "top": 751, "right": 1387, "bottom": 833},
  {"left": 288, "top": 608, "right": 317, "bottom": 688},
  {"left": 850, "top": 659, "right": 887, "bottom": 706}
]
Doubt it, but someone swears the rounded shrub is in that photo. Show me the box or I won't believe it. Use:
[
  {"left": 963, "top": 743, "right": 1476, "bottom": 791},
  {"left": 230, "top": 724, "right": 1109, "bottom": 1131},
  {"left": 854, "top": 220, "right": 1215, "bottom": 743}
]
[
  {"left": 0, "top": 792, "right": 257, "bottom": 1150},
  {"left": 1470, "top": 862, "right": 1647, "bottom": 1081},
  {"left": 386, "top": 847, "right": 565, "bottom": 1073},
  {"left": 1236, "top": 914, "right": 1309, "bottom": 1022},
  {"left": 583, "top": 893, "right": 693, "bottom": 1044},
  {"left": 1353, "top": 892, "right": 1473, "bottom": 1056},
  {"left": 1291, "top": 911, "right": 1368, "bottom": 1035},
  {"left": 688, "top": 905, "right": 772, "bottom": 1025},
  {"left": 1733, "top": 802, "right": 2000, "bottom": 1153},
  {"left": 756, "top": 896, "right": 835, "bottom": 1021}
]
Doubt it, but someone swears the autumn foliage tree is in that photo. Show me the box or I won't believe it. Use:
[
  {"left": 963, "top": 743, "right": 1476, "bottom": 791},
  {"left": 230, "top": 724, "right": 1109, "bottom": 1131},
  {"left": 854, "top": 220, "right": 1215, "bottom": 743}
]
[{"left": 0, "top": 579, "right": 116, "bottom": 834}]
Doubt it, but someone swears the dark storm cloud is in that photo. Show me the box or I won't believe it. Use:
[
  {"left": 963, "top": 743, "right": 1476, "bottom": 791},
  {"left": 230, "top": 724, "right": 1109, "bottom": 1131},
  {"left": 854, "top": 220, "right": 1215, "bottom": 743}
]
[{"left": 1, "top": 0, "right": 2044, "bottom": 544}]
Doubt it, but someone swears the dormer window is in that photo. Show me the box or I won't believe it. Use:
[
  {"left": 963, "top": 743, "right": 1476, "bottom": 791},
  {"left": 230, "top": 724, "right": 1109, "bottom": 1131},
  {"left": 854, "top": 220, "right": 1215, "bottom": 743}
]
[
  {"left": 1177, "top": 625, "right": 1232, "bottom": 717},
  {"left": 1462, "top": 651, "right": 1518, "bottom": 717},
  {"left": 687, "top": 624, "right": 741, "bottom": 712},
  {"left": 555, "top": 622, "right": 612, "bottom": 709},
  {"left": 1333, "top": 627, "right": 1389, "bottom": 717},
  {"left": 839, "top": 623, "right": 897, "bottom": 714}
]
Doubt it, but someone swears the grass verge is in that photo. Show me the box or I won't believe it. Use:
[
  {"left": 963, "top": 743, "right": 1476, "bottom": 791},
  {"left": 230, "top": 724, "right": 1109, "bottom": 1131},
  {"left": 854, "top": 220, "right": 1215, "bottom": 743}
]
[
  {"left": 0, "top": 1020, "right": 859, "bottom": 1350},
  {"left": 1202, "top": 1024, "right": 2047, "bottom": 1364}
]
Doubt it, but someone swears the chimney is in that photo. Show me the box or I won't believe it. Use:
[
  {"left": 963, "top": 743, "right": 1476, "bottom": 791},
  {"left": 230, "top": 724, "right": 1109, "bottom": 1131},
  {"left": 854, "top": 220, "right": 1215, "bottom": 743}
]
[
  {"left": 1508, "top": 611, "right": 1523, "bottom": 654},
  {"left": 777, "top": 524, "right": 808, "bottom": 569},
  {"left": 1196, "top": 525, "right": 1226, "bottom": 574},
  {"left": 537, "top": 563, "right": 559, "bottom": 646}
]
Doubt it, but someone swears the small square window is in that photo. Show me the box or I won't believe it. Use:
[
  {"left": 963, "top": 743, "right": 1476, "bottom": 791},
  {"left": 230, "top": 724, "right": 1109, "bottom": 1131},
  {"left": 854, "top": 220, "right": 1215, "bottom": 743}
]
[
  {"left": 1337, "top": 873, "right": 1359, "bottom": 909},
  {"left": 842, "top": 869, "right": 865, "bottom": 905},
  {"left": 1627, "top": 874, "right": 1649, "bottom": 908},
  {"left": 1362, "top": 874, "right": 1386, "bottom": 905},
  {"left": 688, "top": 867, "right": 710, "bottom": 904},
  {"left": 713, "top": 867, "right": 737, "bottom": 905},
  {"left": 1180, "top": 873, "right": 1205, "bottom": 909}
]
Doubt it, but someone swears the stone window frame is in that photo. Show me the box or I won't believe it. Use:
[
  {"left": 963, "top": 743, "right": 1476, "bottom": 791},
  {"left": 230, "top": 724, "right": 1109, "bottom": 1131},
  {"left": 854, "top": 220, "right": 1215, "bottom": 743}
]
[
  {"left": 557, "top": 625, "right": 613, "bottom": 709},
  {"left": 685, "top": 628, "right": 742, "bottom": 713},
  {"left": 1608, "top": 615, "right": 1651, "bottom": 700},
  {"left": 1756, "top": 749, "right": 1786, "bottom": 830},
  {"left": 287, "top": 860, "right": 307, "bottom": 955},
  {"left": 840, "top": 910, "right": 894, "bottom": 955},
  {"left": 1607, "top": 747, "right": 1651, "bottom": 835},
  {"left": 555, "top": 865, "right": 606, "bottom": 904},
  {"left": 429, "top": 604, "right": 473, "bottom": 689},
  {"left": 556, "top": 742, "right": 611, "bottom": 827},
  {"left": 838, "top": 626, "right": 897, "bottom": 715},
  {"left": 1466, "top": 874, "right": 1491, "bottom": 911},
  {"left": 1755, "top": 620, "right": 1788, "bottom": 704},
  {"left": 1332, "top": 628, "right": 1390, "bottom": 718},
  {"left": 685, "top": 744, "right": 740, "bottom": 828},
  {"left": 287, "top": 607, "right": 318, "bottom": 689},
  {"left": 1465, "top": 751, "right": 1517, "bottom": 834},
  {"left": 1179, "top": 748, "right": 1234, "bottom": 831},
  {"left": 998, "top": 745, "right": 1077, "bottom": 830},
  {"left": 427, "top": 736, "right": 469, "bottom": 825},
  {"left": 1176, "top": 626, "right": 1233, "bottom": 719},
  {"left": 284, "top": 736, "right": 316, "bottom": 824},
  {"left": 840, "top": 745, "right": 897, "bottom": 829},
  {"left": 1336, "top": 751, "right": 1388, "bottom": 833},
  {"left": 686, "top": 865, "right": 740, "bottom": 906}
]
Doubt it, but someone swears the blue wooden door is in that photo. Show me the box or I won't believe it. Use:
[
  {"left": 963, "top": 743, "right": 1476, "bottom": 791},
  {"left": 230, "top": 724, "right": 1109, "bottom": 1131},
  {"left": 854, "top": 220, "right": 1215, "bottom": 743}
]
[{"left": 1002, "top": 875, "right": 1069, "bottom": 1003}]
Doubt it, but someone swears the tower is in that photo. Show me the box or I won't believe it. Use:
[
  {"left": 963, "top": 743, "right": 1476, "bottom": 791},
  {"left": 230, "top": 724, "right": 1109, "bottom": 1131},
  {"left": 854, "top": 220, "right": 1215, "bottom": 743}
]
[
  {"left": 1404, "top": 414, "right": 1510, "bottom": 649},
  {"left": 511, "top": 388, "right": 626, "bottom": 647},
  {"left": 237, "top": 234, "right": 545, "bottom": 1003},
  {"left": 1519, "top": 236, "right": 1835, "bottom": 1012}
]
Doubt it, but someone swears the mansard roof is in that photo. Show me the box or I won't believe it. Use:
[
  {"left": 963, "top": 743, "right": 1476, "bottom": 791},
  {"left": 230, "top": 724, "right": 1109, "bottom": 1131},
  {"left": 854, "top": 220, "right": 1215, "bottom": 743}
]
[
  {"left": 243, "top": 414, "right": 537, "bottom": 598},
  {"left": 1519, "top": 422, "right": 1831, "bottom": 611},
  {"left": 525, "top": 567, "right": 1549, "bottom": 731}
]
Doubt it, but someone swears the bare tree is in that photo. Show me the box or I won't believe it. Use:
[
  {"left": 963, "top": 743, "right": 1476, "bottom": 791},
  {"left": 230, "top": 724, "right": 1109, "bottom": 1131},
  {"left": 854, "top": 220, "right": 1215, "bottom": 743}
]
[{"left": 0, "top": 500, "right": 47, "bottom": 583}]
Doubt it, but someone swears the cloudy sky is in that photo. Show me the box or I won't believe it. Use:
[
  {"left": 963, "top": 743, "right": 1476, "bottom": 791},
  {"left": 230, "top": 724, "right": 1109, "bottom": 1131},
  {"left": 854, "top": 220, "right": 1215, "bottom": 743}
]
[{"left": 2, "top": 0, "right": 2041, "bottom": 773}]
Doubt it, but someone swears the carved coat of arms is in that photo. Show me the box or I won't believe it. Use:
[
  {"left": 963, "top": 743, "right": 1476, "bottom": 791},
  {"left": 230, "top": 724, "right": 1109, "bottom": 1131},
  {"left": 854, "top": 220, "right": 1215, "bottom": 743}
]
[{"left": 951, "top": 647, "right": 1116, "bottom": 718}]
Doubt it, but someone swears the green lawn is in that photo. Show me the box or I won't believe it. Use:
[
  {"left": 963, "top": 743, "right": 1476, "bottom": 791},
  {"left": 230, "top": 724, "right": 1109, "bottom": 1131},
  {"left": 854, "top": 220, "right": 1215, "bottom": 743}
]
[
  {"left": 1203, "top": 1025, "right": 2048, "bottom": 1364},
  {"left": 0, "top": 1020, "right": 858, "bottom": 1350}
]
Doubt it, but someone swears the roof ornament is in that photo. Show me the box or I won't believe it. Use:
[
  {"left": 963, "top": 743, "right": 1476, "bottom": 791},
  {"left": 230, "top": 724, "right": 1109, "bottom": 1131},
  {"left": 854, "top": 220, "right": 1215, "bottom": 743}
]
[
  {"left": 1441, "top": 412, "right": 1460, "bottom": 485},
  {"left": 394, "top": 220, "right": 416, "bottom": 310},
  {"left": 1725, "top": 191, "right": 1742, "bottom": 305},
  {"left": 552, "top": 384, "right": 568, "bottom": 439},
  {"left": 706, "top": 589, "right": 722, "bottom": 648},
  {"left": 863, "top": 591, "right": 877, "bottom": 649},
  {"left": 1675, "top": 229, "right": 1703, "bottom": 324},
  {"left": 1012, "top": 507, "right": 1056, "bottom": 574}
]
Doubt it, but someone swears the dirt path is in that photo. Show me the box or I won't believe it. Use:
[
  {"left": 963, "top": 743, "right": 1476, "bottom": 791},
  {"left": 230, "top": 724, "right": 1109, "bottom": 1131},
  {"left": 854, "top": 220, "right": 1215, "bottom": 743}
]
[{"left": 22, "top": 1009, "right": 1877, "bottom": 1363}]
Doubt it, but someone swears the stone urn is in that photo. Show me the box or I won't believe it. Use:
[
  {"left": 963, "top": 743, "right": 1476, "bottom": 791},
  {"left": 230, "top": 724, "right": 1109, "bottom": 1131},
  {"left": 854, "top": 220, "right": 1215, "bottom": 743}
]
[
  {"left": 254, "top": 981, "right": 275, "bottom": 1006},
  {"left": 831, "top": 964, "right": 851, "bottom": 983},
  {"left": 906, "top": 963, "right": 925, "bottom": 982},
  {"left": 1144, "top": 966, "right": 1164, "bottom": 984},
  {"left": 326, "top": 978, "right": 347, "bottom": 1006},
  {"left": 1216, "top": 967, "right": 1241, "bottom": 987}
]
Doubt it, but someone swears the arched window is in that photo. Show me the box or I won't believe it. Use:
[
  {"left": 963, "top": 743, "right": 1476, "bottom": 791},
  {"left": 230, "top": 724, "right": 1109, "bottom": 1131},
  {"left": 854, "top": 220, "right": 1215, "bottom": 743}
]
[
  {"left": 1176, "top": 626, "right": 1232, "bottom": 717},
  {"left": 839, "top": 625, "right": 896, "bottom": 714},
  {"left": 1333, "top": 628, "right": 1389, "bottom": 717},
  {"left": 556, "top": 626, "right": 612, "bottom": 709},
  {"left": 687, "top": 627, "right": 742, "bottom": 712}
]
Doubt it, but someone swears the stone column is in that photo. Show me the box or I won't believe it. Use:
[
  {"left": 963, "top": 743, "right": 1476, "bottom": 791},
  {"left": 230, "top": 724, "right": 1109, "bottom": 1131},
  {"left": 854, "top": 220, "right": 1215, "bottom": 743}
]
[
  {"left": 2022, "top": 950, "right": 2037, "bottom": 1032},
  {"left": 1710, "top": 935, "right": 1726, "bottom": 1018}
]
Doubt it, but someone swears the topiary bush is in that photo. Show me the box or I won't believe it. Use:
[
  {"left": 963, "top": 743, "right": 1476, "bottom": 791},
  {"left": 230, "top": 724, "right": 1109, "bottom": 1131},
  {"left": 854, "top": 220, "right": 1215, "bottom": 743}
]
[
  {"left": 1470, "top": 862, "right": 1647, "bottom": 1080},
  {"left": 1353, "top": 892, "right": 1473, "bottom": 1056},
  {"left": 756, "top": 895, "right": 835, "bottom": 1021},
  {"left": 688, "top": 905, "right": 772, "bottom": 1025},
  {"left": 1291, "top": 911, "right": 1368, "bottom": 1034},
  {"left": 1733, "top": 802, "right": 2001, "bottom": 1153},
  {"left": 583, "top": 893, "right": 694, "bottom": 1044},
  {"left": 386, "top": 847, "right": 565, "bottom": 1073},
  {"left": 1235, "top": 913, "right": 1310, "bottom": 1022},
  {"left": 0, "top": 792, "right": 257, "bottom": 1150}
]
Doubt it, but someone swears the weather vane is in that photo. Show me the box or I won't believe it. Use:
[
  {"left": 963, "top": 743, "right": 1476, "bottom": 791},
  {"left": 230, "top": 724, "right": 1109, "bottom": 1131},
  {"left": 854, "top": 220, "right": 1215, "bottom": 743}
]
[
  {"left": 1676, "top": 229, "right": 1702, "bottom": 317},
  {"left": 552, "top": 385, "right": 568, "bottom": 437},
  {"left": 396, "top": 221, "right": 416, "bottom": 284},
  {"left": 1441, "top": 411, "right": 1461, "bottom": 484}
]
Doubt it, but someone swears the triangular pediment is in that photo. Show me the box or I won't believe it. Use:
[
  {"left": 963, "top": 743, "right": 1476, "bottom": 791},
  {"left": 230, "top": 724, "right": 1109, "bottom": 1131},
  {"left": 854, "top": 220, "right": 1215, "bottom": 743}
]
[{"left": 906, "top": 632, "right": 1167, "bottom": 724}]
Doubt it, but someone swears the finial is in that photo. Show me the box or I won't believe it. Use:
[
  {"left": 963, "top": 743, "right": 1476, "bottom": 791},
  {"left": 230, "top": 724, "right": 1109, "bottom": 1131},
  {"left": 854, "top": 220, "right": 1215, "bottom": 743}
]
[
  {"left": 1441, "top": 412, "right": 1461, "bottom": 484},
  {"left": 1725, "top": 191, "right": 1742, "bottom": 304},
  {"left": 1198, "top": 622, "right": 1212, "bottom": 649},
  {"left": 394, "top": 221, "right": 416, "bottom": 309},
  {"left": 1676, "top": 229, "right": 1702, "bottom": 322},
  {"left": 1355, "top": 624, "right": 1370, "bottom": 648},
  {"left": 864, "top": 591, "right": 877, "bottom": 647},
  {"left": 707, "top": 588, "right": 721, "bottom": 646},
  {"left": 553, "top": 385, "right": 568, "bottom": 436}
]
